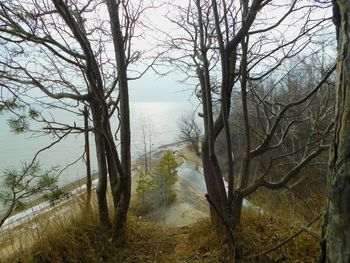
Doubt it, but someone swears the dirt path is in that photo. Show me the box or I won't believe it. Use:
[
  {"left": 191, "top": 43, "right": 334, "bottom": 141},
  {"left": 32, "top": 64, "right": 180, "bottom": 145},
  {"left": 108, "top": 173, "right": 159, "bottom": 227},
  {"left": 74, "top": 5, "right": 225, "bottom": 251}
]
[
  {"left": 134, "top": 146, "right": 210, "bottom": 228},
  {"left": 153, "top": 176, "right": 209, "bottom": 227}
]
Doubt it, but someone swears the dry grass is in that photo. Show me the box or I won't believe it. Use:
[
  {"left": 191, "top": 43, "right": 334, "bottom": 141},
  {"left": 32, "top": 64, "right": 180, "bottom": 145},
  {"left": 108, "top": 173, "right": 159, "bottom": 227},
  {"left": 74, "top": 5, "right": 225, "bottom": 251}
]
[
  {"left": 238, "top": 186, "right": 323, "bottom": 262},
  {"left": 2, "top": 201, "right": 221, "bottom": 263},
  {"left": 238, "top": 209, "right": 321, "bottom": 262},
  {"left": 1, "top": 196, "right": 96, "bottom": 262},
  {"left": 2, "top": 201, "right": 322, "bottom": 263},
  {"left": 1, "top": 145, "right": 323, "bottom": 262},
  {"left": 178, "top": 145, "right": 202, "bottom": 167}
]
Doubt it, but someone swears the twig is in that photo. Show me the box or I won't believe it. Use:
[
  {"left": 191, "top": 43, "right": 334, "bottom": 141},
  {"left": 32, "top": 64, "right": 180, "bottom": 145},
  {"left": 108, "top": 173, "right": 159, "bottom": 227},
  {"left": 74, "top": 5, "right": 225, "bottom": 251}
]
[
  {"left": 300, "top": 226, "right": 321, "bottom": 241},
  {"left": 283, "top": 185, "right": 315, "bottom": 216},
  {"left": 247, "top": 213, "right": 322, "bottom": 259}
]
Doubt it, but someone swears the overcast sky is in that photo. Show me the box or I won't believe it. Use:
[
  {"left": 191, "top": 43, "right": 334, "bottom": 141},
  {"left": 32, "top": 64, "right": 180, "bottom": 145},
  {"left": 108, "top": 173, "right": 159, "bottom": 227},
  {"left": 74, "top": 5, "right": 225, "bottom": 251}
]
[
  {"left": 125, "top": 0, "right": 333, "bottom": 103},
  {"left": 124, "top": 0, "right": 197, "bottom": 103},
  {"left": 129, "top": 71, "right": 194, "bottom": 102}
]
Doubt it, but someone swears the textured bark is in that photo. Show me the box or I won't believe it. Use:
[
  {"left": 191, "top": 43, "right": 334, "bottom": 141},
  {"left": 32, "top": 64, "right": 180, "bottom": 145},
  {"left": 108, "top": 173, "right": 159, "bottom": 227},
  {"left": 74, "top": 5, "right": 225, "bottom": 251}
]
[
  {"left": 322, "top": 1, "right": 350, "bottom": 261},
  {"left": 195, "top": 0, "right": 229, "bottom": 234},
  {"left": 211, "top": 0, "right": 235, "bottom": 211}
]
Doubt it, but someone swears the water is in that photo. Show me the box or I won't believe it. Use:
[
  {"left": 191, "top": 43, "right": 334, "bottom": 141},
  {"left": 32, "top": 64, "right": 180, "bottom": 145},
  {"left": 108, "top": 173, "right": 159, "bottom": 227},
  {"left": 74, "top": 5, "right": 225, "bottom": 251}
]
[
  {"left": 0, "top": 102, "right": 196, "bottom": 188},
  {"left": 177, "top": 158, "right": 262, "bottom": 212},
  {"left": 177, "top": 159, "right": 206, "bottom": 195}
]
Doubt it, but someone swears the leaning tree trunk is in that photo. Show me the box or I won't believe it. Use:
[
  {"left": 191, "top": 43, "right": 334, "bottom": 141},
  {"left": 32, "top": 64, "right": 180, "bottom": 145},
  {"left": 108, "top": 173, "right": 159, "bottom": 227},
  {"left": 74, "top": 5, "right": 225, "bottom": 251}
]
[{"left": 321, "top": 1, "right": 350, "bottom": 262}]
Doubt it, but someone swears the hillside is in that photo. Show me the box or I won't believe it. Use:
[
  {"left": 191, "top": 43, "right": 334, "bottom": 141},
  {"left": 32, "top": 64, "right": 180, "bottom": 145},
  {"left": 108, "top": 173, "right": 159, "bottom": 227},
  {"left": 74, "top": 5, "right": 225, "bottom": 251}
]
[
  {"left": 2, "top": 206, "right": 321, "bottom": 262},
  {"left": 0, "top": 145, "right": 322, "bottom": 262}
]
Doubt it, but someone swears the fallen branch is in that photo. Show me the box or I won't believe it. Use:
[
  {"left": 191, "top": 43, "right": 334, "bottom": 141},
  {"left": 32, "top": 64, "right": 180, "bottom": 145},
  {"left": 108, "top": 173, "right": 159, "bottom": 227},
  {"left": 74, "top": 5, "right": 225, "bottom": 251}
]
[
  {"left": 300, "top": 226, "right": 321, "bottom": 241},
  {"left": 247, "top": 213, "right": 322, "bottom": 260}
]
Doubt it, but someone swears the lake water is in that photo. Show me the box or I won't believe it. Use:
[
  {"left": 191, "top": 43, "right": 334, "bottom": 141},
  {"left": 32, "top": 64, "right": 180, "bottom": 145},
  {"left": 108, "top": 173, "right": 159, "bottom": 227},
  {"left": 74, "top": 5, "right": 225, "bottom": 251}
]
[{"left": 0, "top": 102, "right": 196, "bottom": 188}]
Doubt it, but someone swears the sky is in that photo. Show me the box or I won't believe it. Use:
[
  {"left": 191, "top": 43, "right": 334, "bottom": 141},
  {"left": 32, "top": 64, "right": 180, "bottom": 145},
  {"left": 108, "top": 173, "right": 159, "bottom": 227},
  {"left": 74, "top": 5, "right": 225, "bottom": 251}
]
[
  {"left": 0, "top": 0, "right": 334, "bottom": 105},
  {"left": 126, "top": 0, "right": 196, "bottom": 103},
  {"left": 125, "top": 0, "right": 334, "bottom": 103},
  {"left": 128, "top": 71, "right": 195, "bottom": 102}
]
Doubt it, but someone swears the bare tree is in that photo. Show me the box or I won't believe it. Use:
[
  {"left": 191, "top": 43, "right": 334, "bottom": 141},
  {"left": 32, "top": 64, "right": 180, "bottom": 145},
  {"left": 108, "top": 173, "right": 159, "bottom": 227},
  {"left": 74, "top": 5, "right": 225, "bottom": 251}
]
[
  {"left": 0, "top": 0, "right": 151, "bottom": 242},
  {"left": 178, "top": 112, "right": 202, "bottom": 155},
  {"left": 141, "top": 121, "right": 153, "bottom": 174},
  {"left": 163, "top": 0, "right": 335, "bottom": 243},
  {"left": 321, "top": 1, "right": 350, "bottom": 262}
]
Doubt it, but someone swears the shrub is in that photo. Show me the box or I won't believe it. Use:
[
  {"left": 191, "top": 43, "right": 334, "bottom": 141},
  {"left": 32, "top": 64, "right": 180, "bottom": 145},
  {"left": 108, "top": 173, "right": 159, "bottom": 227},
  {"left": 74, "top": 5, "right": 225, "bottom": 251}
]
[{"left": 134, "top": 151, "right": 178, "bottom": 216}]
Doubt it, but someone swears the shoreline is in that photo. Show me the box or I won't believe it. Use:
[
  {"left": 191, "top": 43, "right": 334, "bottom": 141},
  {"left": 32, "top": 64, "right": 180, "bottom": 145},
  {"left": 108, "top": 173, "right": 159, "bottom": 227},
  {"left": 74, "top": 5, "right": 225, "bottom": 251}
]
[
  {"left": 1, "top": 141, "right": 191, "bottom": 230},
  {"left": 0, "top": 141, "right": 209, "bottom": 257}
]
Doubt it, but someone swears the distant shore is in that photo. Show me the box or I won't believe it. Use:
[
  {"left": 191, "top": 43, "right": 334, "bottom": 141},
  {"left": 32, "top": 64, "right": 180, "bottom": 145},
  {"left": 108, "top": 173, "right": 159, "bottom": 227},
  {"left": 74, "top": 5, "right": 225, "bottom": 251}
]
[{"left": 0, "top": 141, "right": 190, "bottom": 229}]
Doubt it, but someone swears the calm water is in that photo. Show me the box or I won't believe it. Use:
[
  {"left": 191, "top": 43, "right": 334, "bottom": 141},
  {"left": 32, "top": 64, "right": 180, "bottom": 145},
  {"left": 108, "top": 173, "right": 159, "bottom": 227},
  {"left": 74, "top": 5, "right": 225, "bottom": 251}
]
[{"left": 0, "top": 102, "right": 195, "bottom": 188}]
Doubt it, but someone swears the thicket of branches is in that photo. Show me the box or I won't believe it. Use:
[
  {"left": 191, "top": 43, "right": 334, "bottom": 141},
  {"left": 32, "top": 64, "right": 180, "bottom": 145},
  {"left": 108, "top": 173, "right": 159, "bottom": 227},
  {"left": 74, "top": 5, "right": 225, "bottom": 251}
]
[
  {"left": 0, "top": 0, "right": 154, "bottom": 242},
  {"left": 163, "top": 0, "right": 335, "bottom": 248},
  {"left": 1, "top": 0, "right": 347, "bottom": 259}
]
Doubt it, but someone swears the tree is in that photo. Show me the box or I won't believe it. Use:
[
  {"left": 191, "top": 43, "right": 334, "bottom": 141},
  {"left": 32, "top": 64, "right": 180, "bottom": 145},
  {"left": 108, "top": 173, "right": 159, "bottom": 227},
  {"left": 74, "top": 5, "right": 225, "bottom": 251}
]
[
  {"left": 150, "top": 151, "right": 177, "bottom": 224},
  {"left": 82, "top": 106, "right": 92, "bottom": 207},
  {"left": 134, "top": 151, "right": 177, "bottom": 222},
  {"left": 135, "top": 170, "right": 153, "bottom": 214},
  {"left": 321, "top": 1, "right": 350, "bottom": 262},
  {"left": 178, "top": 112, "right": 202, "bottom": 155},
  {"left": 0, "top": 0, "right": 150, "bottom": 242},
  {"left": 163, "top": 0, "right": 335, "bottom": 244},
  {"left": 0, "top": 162, "right": 57, "bottom": 228},
  {"left": 141, "top": 120, "right": 153, "bottom": 174}
]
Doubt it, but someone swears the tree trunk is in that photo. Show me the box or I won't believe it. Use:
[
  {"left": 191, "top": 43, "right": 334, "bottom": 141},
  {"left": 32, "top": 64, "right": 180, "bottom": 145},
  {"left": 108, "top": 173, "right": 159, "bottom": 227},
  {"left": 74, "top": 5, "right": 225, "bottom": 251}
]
[
  {"left": 106, "top": 140, "right": 120, "bottom": 209},
  {"left": 106, "top": 0, "right": 131, "bottom": 243},
  {"left": 83, "top": 106, "right": 92, "bottom": 207},
  {"left": 211, "top": 0, "right": 235, "bottom": 212},
  {"left": 202, "top": 138, "right": 229, "bottom": 234},
  {"left": 321, "top": 1, "right": 350, "bottom": 262},
  {"left": 90, "top": 101, "right": 111, "bottom": 228}
]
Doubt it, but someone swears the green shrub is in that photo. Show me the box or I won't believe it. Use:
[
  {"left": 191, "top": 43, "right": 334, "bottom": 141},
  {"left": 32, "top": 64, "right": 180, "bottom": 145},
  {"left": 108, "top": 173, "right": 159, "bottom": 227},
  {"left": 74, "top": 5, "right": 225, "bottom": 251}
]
[
  {"left": 44, "top": 189, "right": 71, "bottom": 206},
  {"left": 134, "top": 151, "right": 178, "bottom": 216}
]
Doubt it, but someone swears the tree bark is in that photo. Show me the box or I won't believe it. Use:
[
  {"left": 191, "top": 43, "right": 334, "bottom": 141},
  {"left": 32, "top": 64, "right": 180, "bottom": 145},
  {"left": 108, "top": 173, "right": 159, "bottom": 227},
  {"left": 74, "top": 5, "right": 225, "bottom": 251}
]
[
  {"left": 321, "top": 1, "right": 350, "bottom": 262},
  {"left": 202, "top": 138, "right": 229, "bottom": 234},
  {"left": 83, "top": 106, "right": 92, "bottom": 207},
  {"left": 90, "top": 102, "right": 111, "bottom": 228},
  {"left": 52, "top": 0, "right": 117, "bottom": 229},
  {"left": 195, "top": 0, "right": 229, "bottom": 234},
  {"left": 211, "top": 0, "right": 235, "bottom": 212},
  {"left": 106, "top": 0, "right": 131, "bottom": 242}
]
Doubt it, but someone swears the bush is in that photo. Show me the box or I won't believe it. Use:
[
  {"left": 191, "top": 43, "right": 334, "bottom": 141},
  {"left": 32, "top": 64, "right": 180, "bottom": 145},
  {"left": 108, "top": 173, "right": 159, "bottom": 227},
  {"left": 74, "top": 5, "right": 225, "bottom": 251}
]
[
  {"left": 134, "top": 151, "right": 178, "bottom": 216},
  {"left": 44, "top": 188, "right": 72, "bottom": 206}
]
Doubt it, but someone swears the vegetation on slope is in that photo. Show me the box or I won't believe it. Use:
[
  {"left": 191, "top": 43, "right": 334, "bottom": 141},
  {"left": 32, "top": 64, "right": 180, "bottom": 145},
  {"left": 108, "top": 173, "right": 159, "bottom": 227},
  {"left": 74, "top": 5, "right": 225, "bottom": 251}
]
[
  {"left": 132, "top": 151, "right": 178, "bottom": 216},
  {"left": 2, "top": 199, "right": 321, "bottom": 263}
]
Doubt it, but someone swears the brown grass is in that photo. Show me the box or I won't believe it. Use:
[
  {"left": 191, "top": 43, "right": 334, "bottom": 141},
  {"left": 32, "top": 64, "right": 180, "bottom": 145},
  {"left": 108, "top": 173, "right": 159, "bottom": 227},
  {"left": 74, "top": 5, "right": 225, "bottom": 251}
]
[
  {"left": 238, "top": 209, "right": 321, "bottom": 262},
  {"left": 2, "top": 145, "right": 323, "bottom": 262},
  {"left": 178, "top": 144, "right": 202, "bottom": 167},
  {"left": 2, "top": 202, "right": 321, "bottom": 263}
]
